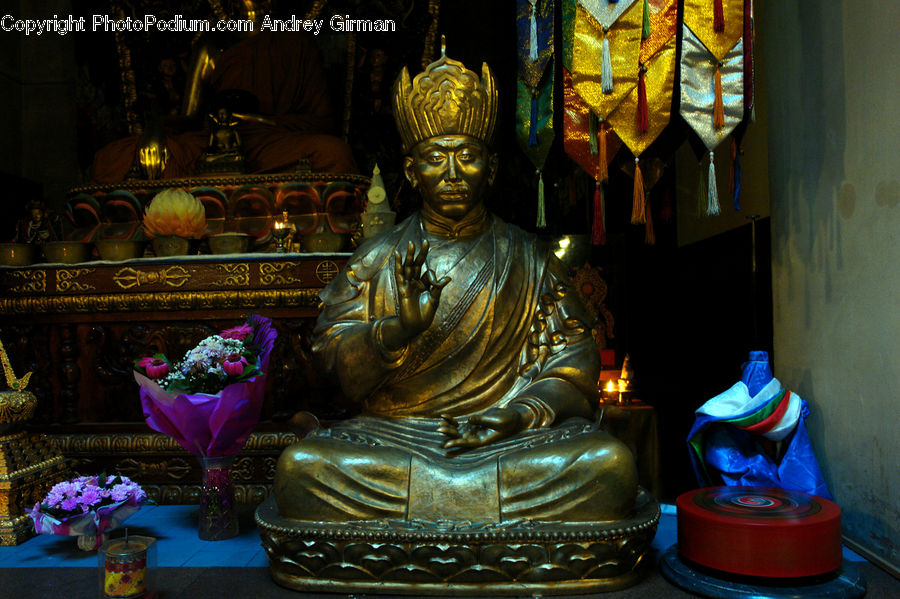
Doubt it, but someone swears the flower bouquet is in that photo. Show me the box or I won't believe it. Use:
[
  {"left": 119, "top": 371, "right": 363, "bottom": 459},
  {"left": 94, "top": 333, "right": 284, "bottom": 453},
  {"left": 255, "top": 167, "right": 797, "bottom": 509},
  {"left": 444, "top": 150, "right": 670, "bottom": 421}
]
[
  {"left": 133, "top": 315, "right": 277, "bottom": 540},
  {"left": 27, "top": 475, "right": 146, "bottom": 550}
]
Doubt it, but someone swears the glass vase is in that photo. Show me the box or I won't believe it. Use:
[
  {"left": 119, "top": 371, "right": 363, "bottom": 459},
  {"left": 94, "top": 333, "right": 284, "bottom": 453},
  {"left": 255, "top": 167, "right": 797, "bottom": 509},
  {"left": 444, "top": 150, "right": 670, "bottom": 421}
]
[{"left": 197, "top": 455, "right": 238, "bottom": 541}]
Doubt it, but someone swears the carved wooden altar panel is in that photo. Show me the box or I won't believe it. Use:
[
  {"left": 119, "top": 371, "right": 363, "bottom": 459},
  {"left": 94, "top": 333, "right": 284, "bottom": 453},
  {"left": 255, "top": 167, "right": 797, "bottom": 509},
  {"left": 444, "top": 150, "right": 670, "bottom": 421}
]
[{"left": 0, "top": 255, "right": 349, "bottom": 504}]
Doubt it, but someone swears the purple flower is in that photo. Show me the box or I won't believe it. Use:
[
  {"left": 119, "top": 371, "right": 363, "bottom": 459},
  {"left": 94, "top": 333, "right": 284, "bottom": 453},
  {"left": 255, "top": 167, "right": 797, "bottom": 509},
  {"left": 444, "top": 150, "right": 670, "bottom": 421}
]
[
  {"left": 222, "top": 353, "right": 249, "bottom": 376},
  {"left": 61, "top": 497, "right": 78, "bottom": 511},
  {"left": 80, "top": 486, "right": 103, "bottom": 507}
]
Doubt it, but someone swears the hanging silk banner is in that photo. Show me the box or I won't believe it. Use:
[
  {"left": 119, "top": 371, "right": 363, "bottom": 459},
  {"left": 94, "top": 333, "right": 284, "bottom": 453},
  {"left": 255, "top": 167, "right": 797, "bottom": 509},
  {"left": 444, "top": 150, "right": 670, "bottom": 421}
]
[
  {"left": 607, "top": 34, "right": 676, "bottom": 239},
  {"left": 571, "top": 0, "right": 642, "bottom": 120},
  {"left": 680, "top": 0, "right": 744, "bottom": 217},
  {"left": 516, "top": 0, "right": 555, "bottom": 227},
  {"left": 600, "top": 0, "right": 676, "bottom": 242},
  {"left": 680, "top": 25, "right": 743, "bottom": 216},
  {"left": 563, "top": 68, "right": 622, "bottom": 245}
]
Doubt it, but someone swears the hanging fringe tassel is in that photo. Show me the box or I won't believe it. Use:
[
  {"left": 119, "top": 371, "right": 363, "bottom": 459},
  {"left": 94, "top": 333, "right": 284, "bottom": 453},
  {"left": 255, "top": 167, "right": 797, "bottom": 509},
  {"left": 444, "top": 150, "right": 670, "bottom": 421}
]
[
  {"left": 713, "top": 63, "right": 725, "bottom": 129},
  {"left": 591, "top": 181, "right": 606, "bottom": 245},
  {"left": 598, "top": 122, "right": 608, "bottom": 182},
  {"left": 529, "top": 89, "right": 539, "bottom": 146},
  {"left": 660, "top": 186, "right": 673, "bottom": 220},
  {"left": 631, "top": 158, "right": 646, "bottom": 224},
  {"left": 732, "top": 141, "right": 743, "bottom": 211},
  {"left": 713, "top": 0, "right": 725, "bottom": 32},
  {"left": 529, "top": 1, "right": 538, "bottom": 61},
  {"left": 644, "top": 196, "right": 655, "bottom": 245},
  {"left": 536, "top": 170, "right": 547, "bottom": 228},
  {"left": 636, "top": 66, "right": 649, "bottom": 134},
  {"left": 601, "top": 33, "right": 614, "bottom": 94},
  {"left": 642, "top": 0, "right": 651, "bottom": 40},
  {"left": 697, "top": 159, "right": 708, "bottom": 217},
  {"left": 589, "top": 112, "right": 598, "bottom": 155},
  {"left": 707, "top": 151, "right": 721, "bottom": 216}
]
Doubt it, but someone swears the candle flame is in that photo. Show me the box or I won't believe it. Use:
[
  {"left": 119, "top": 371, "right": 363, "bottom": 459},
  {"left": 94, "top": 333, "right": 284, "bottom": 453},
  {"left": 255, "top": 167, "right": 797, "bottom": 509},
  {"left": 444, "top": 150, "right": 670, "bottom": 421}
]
[{"left": 605, "top": 380, "right": 615, "bottom": 393}]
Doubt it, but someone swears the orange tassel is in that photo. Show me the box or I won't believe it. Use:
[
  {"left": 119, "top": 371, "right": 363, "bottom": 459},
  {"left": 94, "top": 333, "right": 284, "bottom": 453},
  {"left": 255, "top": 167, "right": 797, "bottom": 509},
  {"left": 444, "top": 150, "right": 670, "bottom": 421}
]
[
  {"left": 631, "top": 158, "right": 646, "bottom": 224},
  {"left": 644, "top": 197, "right": 655, "bottom": 245},
  {"left": 591, "top": 181, "right": 606, "bottom": 245},
  {"left": 636, "top": 65, "right": 649, "bottom": 134},
  {"left": 713, "top": 0, "right": 725, "bottom": 32},
  {"left": 713, "top": 63, "right": 725, "bottom": 129},
  {"left": 597, "top": 122, "right": 608, "bottom": 183}
]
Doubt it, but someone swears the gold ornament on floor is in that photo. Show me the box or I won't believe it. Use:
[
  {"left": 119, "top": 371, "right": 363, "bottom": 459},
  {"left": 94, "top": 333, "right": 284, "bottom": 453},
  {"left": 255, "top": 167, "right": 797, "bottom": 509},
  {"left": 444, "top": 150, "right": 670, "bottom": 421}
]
[
  {"left": 260, "top": 40, "right": 658, "bottom": 595},
  {"left": 0, "top": 337, "right": 69, "bottom": 546}
]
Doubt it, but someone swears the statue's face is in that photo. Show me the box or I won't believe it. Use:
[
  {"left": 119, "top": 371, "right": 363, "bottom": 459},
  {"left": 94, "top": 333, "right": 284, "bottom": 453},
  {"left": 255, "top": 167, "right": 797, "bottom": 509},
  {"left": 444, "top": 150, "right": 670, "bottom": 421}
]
[{"left": 405, "top": 135, "right": 497, "bottom": 220}]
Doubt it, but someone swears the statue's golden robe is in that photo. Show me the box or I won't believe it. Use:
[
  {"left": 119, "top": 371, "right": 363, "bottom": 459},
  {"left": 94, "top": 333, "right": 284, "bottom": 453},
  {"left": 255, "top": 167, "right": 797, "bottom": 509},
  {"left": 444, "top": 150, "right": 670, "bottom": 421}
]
[{"left": 275, "top": 212, "right": 637, "bottom": 523}]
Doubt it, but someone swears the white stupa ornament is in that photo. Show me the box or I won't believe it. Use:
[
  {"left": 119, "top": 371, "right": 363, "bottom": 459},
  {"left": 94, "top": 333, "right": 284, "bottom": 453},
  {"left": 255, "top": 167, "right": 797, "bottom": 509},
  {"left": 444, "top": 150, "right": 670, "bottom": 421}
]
[{"left": 361, "top": 163, "right": 395, "bottom": 239}]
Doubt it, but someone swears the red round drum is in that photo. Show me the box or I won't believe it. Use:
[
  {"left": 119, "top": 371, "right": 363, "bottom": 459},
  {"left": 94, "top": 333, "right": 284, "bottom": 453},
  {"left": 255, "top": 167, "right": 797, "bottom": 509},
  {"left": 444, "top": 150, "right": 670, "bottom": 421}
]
[{"left": 677, "top": 487, "right": 842, "bottom": 578}]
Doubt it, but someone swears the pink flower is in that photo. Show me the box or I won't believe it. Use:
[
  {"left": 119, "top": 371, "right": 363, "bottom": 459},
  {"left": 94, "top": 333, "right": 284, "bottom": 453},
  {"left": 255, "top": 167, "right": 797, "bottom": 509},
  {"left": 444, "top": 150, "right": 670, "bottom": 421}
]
[
  {"left": 222, "top": 353, "right": 249, "bottom": 376},
  {"left": 220, "top": 323, "right": 253, "bottom": 340},
  {"left": 138, "top": 357, "right": 170, "bottom": 379}
]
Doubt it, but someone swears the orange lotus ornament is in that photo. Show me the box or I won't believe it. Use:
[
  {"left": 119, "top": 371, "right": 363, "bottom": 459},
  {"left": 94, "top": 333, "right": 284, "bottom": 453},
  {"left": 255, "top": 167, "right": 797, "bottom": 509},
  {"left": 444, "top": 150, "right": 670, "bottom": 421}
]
[{"left": 142, "top": 189, "right": 207, "bottom": 239}]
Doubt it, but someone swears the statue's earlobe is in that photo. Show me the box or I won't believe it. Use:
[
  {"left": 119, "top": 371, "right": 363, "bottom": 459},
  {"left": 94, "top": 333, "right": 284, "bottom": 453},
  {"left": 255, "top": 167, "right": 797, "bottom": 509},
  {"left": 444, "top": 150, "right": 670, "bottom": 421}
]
[
  {"left": 404, "top": 156, "right": 417, "bottom": 189},
  {"left": 487, "top": 153, "right": 499, "bottom": 186}
]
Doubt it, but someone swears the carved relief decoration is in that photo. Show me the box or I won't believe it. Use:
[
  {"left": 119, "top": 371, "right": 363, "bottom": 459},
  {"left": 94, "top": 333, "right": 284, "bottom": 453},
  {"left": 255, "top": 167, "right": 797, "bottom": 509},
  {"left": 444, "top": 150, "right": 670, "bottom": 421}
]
[
  {"left": 56, "top": 268, "right": 96, "bottom": 292},
  {"left": 259, "top": 262, "right": 302, "bottom": 286},
  {"left": 315, "top": 260, "right": 340, "bottom": 284},
  {"left": 211, "top": 263, "right": 250, "bottom": 287},
  {"left": 6, "top": 270, "right": 46, "bottom": 293},
  {"left": 113, "top": 266, "right": 191, "bottom": 289}
]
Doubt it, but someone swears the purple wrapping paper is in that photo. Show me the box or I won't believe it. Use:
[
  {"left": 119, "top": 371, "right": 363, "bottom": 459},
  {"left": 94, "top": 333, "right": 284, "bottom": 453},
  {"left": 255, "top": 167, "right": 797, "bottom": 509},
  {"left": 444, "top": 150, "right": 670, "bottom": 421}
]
[{"left": 134, "top": 316, "right": 277, "bottom": 457}]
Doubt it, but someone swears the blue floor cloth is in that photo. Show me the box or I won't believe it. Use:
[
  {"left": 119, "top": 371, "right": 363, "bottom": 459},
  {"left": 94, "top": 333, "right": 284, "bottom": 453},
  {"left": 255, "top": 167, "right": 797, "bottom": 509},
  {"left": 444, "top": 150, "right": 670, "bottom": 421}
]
[{"left": 0, "top": 503, "right": 866, "bottom": 568}]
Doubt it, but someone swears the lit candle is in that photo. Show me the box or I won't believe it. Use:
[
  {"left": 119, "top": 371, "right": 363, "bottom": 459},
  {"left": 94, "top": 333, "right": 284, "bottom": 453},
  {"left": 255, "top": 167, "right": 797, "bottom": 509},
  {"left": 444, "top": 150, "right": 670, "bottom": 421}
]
[{"left": 604, "top": 379, "right": 617, "bottom": 402}]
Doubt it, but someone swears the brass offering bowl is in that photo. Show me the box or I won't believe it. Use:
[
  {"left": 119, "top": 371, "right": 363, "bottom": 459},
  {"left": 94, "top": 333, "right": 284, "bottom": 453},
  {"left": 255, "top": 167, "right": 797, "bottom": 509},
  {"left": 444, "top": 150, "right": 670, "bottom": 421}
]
[
  {"left": 302, "top": 231, "right": 344, "bottom": 253},
  {"left": 208, "top": 233, "right": 252, "bottom": 255},
  {"left": 0, "top": 243, "right": 38, "bottom": 267},
  {"left": 95, "top": 239, "right": 146, "bottom": 261},
  {"left": 42, "top": 241, "right": 91, "bottom": 264}
]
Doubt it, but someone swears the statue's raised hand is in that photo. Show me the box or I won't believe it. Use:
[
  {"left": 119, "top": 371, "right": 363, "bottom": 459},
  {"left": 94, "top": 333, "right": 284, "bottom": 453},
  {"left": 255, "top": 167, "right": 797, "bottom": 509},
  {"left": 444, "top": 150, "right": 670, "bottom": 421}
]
[{"left": 384, "top": 241, "right": 450, "bottom": 348}]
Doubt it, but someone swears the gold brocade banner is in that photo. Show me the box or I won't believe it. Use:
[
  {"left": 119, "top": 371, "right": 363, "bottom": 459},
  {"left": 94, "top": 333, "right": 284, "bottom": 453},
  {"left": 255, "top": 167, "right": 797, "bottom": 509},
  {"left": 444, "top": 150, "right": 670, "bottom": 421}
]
[
  {"left": 571, "top": 3, "right": 642, "bottom": 119},
  {"left": 683, "top": 0, "right": 743, "bottom": 60},
  {"left": 607, "top": 37, "right": 677, "bottom": 157},
  {"left": 680, "top": 25, "right": 743, "bottom": 150},
  {"left": 640, "top": 0, "right": 678, "bottom": 63},
  {"left": 563, "top": 67, "right": 622, "bottom": 180}
]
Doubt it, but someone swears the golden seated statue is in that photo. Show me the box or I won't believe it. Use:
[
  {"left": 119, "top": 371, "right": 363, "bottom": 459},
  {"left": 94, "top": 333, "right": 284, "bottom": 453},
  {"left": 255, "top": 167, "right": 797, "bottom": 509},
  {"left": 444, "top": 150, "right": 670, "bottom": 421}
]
[{"left": 257, "top": 41, "right": 658, "bottom": 595}]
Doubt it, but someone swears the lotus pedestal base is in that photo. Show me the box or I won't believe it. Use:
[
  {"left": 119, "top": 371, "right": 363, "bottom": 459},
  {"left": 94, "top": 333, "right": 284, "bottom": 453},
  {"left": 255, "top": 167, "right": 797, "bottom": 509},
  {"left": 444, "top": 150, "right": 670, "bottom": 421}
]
[{"left": 256, "top": 489, "right": 659, "bottom": 596}]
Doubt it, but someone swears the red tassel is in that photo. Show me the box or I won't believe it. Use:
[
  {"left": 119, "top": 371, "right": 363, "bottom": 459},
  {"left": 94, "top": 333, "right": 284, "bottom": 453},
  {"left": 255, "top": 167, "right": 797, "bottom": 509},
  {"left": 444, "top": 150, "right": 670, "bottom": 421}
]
[
  {"left": 660, "top": 186, "right": 673, "bottom": 220},
  {"left": 591, "top": 181, "right": 606, "bottom": 245},
  {"left": 631, "top": 158, "right": 646, "bottom": 225},
  {"left": 636, "top": 65, "right": 649, "bottom": 134},
  {"left": 713, "top": 0, "right": 725, "bottom": 32},
  {"left": 713, "top": 63, "right": 725, "bottom": 129},
  {"left": 597, "top": 122, "right": 609, "bottom": 183},
  {"left": 644, "top": 197, "right": 655, "bottom": 245}
]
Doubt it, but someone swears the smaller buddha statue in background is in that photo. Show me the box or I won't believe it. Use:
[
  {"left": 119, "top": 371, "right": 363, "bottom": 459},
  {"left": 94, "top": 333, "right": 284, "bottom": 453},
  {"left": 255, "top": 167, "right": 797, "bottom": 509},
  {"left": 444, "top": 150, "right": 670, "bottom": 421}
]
[{"left": 196, "top": 107, "right": 247, "bottom": 175}]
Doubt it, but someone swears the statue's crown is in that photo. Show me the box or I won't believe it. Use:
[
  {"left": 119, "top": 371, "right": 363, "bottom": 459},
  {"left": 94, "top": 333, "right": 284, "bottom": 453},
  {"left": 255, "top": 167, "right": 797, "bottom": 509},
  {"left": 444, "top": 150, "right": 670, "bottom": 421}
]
[{"left": 392, "top": 38, "right": 498, "bottom": 153}]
